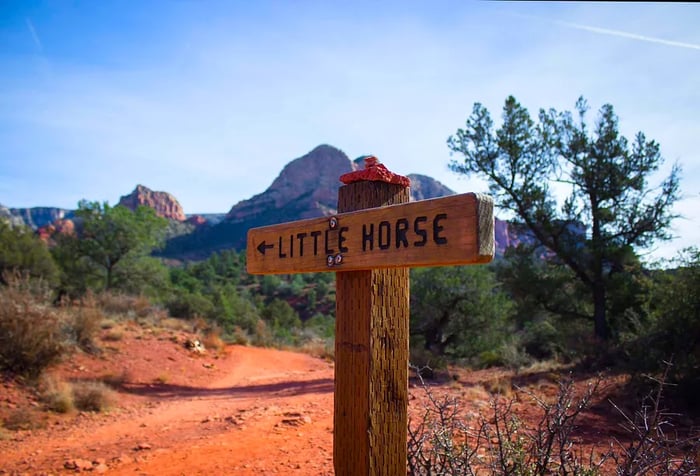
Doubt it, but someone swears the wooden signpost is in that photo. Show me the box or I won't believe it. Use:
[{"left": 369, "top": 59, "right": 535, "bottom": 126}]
[
  {"left": 247, "top": 157, "right": 494, "bottom": 476},
  {"left": 247, "top": 193, "right": 494, "bottom": 274}
]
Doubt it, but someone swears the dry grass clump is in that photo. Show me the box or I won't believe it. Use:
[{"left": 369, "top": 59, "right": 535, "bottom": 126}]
[
  {"left": 2, "top": 407, "right": 47, "bottom": 431},
  {"left": 38, "top": 375, "right": 118, "bottom": 414},
  {"left": 71, "top": 381, "right": 115, "bottom": 412},
  {"left": 96, "top": 292, "right": 135, "bottom": 315},
  {"left": 0, "top": 279, "right": 65, "bottom": 377},
  {"left": 102, "top": 328, "right": 124, "bottom": 342},
  {"left": 483, "top": 376, "right": 514, "bottom": 397},
  {"left": 228, "top": 325, "right": 251, "bottom": 346},
  {"left": 299, "top": 338, "right": 335, "bottom": 361},
  {"left": 159, "top": 317, "right": 193, "bottom": 332},
  {"left": 201, "top": 328, "right": 226, "bottom": 355},
  {"left": 100, "top": 318, "right": 118, "bottom": 330},
  {"left": 100, "top": 370, "right": 132, "bottom": 388},
  {"left": 67, "top": 298, "right": 105, "bottom": 352},
  {"left": 38, "top": 373, "right": 74, "bottom": 413},
  {"left": 96, "top": 292, "right": 153, "bottom": 318},
  {"left": 132, "top": 295, "right": 152, "bottom": 317}
]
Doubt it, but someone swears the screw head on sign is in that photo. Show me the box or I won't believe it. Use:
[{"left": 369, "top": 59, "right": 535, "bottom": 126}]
[
  {"left": 329, "top": 216, "right": 338, "bottom": 229},
  {"left": 334, "top": 254, "right": 343, "bottom": 265},
  {"left": 327, "top": 255, "right": 335, "bottom": 267}
]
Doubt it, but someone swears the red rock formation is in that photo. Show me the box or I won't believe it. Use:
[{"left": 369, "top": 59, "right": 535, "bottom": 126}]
[
  {"left": 186, "top": 215, "right": 208, "bottom": 226},
  {"left": 37, "top": 218, "right": 75, "bottom": 244},
  {"left": 118, "top": 185, "right": 186, "bottom": 221},
  {"left": 226, "top": 145, "right": 356, "bottom": 222}
]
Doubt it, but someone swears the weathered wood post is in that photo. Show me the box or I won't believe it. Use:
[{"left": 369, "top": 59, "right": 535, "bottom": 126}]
[
  {"left": 334, "top": 157, "right": 411, "bottom": 475},
  {"left": 246, "top": 156, "right": 494, "bottom": 476}
]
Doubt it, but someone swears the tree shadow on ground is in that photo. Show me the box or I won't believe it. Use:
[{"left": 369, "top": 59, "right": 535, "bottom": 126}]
[{"left": 72, "top": 377, "right": 334, "bottom": 400}]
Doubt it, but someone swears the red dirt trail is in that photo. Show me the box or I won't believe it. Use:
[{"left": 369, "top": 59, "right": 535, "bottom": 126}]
[
  {"left": 0, "top": 326, "right": 638, "bottom": 475},
  {"left": 2, "top": 341, "right": 336, "bottom": 475}
]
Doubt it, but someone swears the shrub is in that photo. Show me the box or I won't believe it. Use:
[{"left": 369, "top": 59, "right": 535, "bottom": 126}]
[
  {"left": 0, "top": 222, "right": 59, "bottom": 286},
  {"left": 100, "top": 370, "right": 131, "bottom": 388},
  {"left": 72, "top": 381, "right": 115, "bottom": 412},
  {"left": 38, "top": 374, "right": 74, "bottom": 413},
  {"left": 251, "top": 319, "right": 272, "bottom": 347},
  {"left": 0, "top": 280, "right": 65, "bottom": 377},
  {"left": 66, "top": 297, "right": 105, "bottom": 352},
  {"left": 630, "top": 248, "right": 700, "bottom": 405},
  {"left": 407, "top": 372, "right": 699, "bottom": 475},
  {"left": 166, "top": 291, "right": 214, "bottom": 320},
  {"left": 300, "top": 337, "right": 335, "bottom": 361},
  {"left": 133, "top": 295, "right": 152, "bottom": 317},
  {"left": 409, "top": 338, "right": 449, "bottom": 379},
  {"left": 227, "top": 325, "right": 250, "bottom": 346},
  {"left": 201, "top": 328, "right": 226, "bottom": 355},
  {"left": 102, "top": 329, "right": 124, "bottom": 342},
  {"left": 304, "top": 313, "right": 335, "bottom": 339},
  {"left": 2, "top": 408, "right": 46, "bottom": 431},
  {"left": 96, "top": 291, "right": 136, "bottom": 315}
]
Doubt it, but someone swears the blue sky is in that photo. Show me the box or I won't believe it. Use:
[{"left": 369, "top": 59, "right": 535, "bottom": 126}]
[{"left": 1, "top": 1, "right": 698, "bottom": 262}]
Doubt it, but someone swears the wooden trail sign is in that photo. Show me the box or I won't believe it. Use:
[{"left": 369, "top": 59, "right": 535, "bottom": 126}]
[
  {"left": 245, "top": 157, "right": 494, "bottom": 476},
  {"left": 246, "top": 192, "right": 494, "bottom": 275}
]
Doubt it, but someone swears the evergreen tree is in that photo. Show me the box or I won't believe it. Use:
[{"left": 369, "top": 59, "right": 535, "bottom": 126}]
[{"left": 448, "top": 96, "right": 680, "bottom": 339}]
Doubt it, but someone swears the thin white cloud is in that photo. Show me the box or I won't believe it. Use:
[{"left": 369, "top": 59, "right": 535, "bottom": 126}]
[
  {"left": 25, "top": 18, "right": 43, "bottom": 52},
  {"left": 556, "top": 19, "right": 700, "bottom": 51},
  {"left": 508, "top": 11, "right": 700, "bottom": 52}
]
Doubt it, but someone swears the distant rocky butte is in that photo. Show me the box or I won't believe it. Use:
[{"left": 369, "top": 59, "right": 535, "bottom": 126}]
[
  {"left": 2, "top": 206, "right": 72, "bottom": 230},
  {"left": 118, "top": 184, "right": 186, "bottom": 221},
  {"left": 163, "top": 145, "right": 467, "bottom": 259},
  {"left": 226, "top": 145, "right": 456, "bottom": 224},
  {"left": 406, "top": 174, "right": 455, "bottom": 201},
  {"left": 226, "top": 144, "right": 357, "bottom": 222}
]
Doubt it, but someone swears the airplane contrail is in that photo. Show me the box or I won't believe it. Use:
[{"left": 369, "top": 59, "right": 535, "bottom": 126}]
[
  {"left": 555, "top": 19, "right": 700, "bottom": 51},
  {"left": 25, "top": 18, "right": 43, "bottom": 52}
]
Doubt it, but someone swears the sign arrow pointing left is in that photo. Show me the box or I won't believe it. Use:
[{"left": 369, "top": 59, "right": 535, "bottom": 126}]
[{"left": 257, "top": 241, "right": 274, "bottom": 255}]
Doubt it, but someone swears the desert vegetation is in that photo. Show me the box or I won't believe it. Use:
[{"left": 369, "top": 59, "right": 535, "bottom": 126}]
[{"left": 1, "top": 96, "right": 699, "bottom": 473}]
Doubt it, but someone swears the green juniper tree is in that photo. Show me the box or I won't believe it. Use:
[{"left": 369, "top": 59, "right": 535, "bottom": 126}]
[
  {"left": 448, "top": 96, "right": 680, "bottom": 340},
  {"left": 0, "top": 220, "right": 58, "bottom": 285},
  {"left": 53, "top": 201, "right": 167, "bottom": 294}
]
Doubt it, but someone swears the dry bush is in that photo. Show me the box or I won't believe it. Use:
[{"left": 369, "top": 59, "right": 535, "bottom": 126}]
[
  {"left": 65, "top": 295, "right": 104, "bottom": 352},
  {"left": 159, "top": 317, "right": 193, "bottom": 332},
  {"left": 38, "top": 373, "right": 74, "bottom": 413},
  {"left": 0, "top": 279, "right": 65, "bottom": 377},
  {"left": 252, "top": 319, "right": 273, "bottom": 347},
  {"left": 100, "top": 318, "right": 117, "bottom": 329},
  {"left": 102, "top": 328, "right": 124, "bottom": 342},
  {"left": 192, "top": 316, "right": 209, "bottom": 333},
  {"left": 228, "top": 325, "right": 251, "bottom": 346},
  {"left": 201, "top": 328, "right": 226, "bottom": 355},
  {"left": 2, "top": 407, "right": 47, "bottom": 431},
  {"left": 133, "top": 295, "right": 152, "bottom": 317},
  {"left": 100, "top": 370, "right": 132, "bottom": 388},
  {"left": 299, "top": 338, "right": 335, "bottom": 361},
  {"left": 72, "top": 381, "right": 115, "bottom": 412},
  {"left": 410, "top": 346, "right": 449, "bottom": 379},
  {"left": 96, "top": 292, "right": 135, "bottom": 316},
  {"left": 407, "top": 368, "right": 699, "bottom": 475},
  {"left": 608, "top": 366, "right": 700, "bottom": 475},
  {"left": 483, "top": 376, "right": 514, "bottom": 397}
]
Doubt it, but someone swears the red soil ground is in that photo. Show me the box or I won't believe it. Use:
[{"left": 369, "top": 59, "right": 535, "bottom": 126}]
[{"left": 0, "top": 323, "right": 679, "bottom": 475}]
